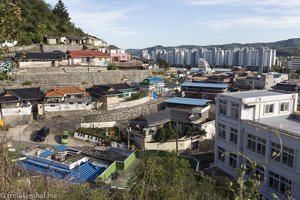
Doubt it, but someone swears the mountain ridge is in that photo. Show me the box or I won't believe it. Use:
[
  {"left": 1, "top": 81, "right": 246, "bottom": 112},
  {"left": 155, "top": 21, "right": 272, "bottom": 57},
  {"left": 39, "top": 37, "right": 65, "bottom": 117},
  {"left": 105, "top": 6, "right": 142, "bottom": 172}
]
[{"left": 126, "top": 38, "right": 300, "bottom": 57}]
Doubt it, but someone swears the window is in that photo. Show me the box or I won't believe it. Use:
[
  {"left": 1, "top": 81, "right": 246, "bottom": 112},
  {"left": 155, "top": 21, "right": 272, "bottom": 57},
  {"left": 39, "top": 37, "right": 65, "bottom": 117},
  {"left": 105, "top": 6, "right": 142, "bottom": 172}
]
[
  {"left": 229, "top": 153, "right": 237, "bottom": 168},
  {"left": 219, "top": 99, "right": 227, "bottom": 115},
  {"left": 230, "top": 128, "right": 238, "bottom": 144},
  {"left": 271, "top": 142, "right": 294, "bottom": 168},
  {"left": 245, "top": 160, "right": 264, "bottom": 181},
  {"left": 280, "top": 102, "right": 289, "bottom": 112},
  {"left": 50, "top": 105, "right": 56, "bottom": 107},
  {"left": 247, "top": 134, "right": 266, "bottom": 156},
  {"left": 265, "top": 104, "right": 274, "bottom": 114},
  {"left": 218, "top": 123, "right": 226, "bottom": 139},
  {"left": 231, "top": 103, "right": 239, "bottom": 118},
  {"left": 69, "top": 102, "right": 74, "bottom": 105},
  {"left": 269, "top": 171, "right": 292, "bottom": 195},
  {"left": 218, "top": 147, "right": 225, "bottom": 162}
]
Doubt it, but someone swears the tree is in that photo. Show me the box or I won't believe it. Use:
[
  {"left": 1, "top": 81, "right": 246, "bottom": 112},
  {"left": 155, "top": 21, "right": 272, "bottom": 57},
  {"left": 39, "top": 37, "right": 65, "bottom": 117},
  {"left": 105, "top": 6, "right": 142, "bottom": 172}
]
[
  {"left": 107, "top": 62, "right": 118, "bottom": 70},
  {"left": 157, "top": 59, "right": 170, "bottom": 71},
  {"left": 52, "top": 0, "right": 70, "bottom": 24},
  {"left": 153, "top": 127, "right": 165, "bottom": 142},
  {"left": 129, "top": 152, "right": 229, "bottom": 200},
  {"left": 164, "top": 123, "right": 175, "bottom": 140},
  {"left": 0, "top": 0, "right": 22, "bottom": 44},
  {"left": 0, "top": 0, "right": 22, "bottom": 80}
]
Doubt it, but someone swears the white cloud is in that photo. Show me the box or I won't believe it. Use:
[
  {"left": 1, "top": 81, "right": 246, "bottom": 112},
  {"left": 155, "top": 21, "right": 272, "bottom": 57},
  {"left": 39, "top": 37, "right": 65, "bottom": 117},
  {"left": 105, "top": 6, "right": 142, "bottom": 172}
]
[
  {"left": 187, "top": 0, "right": 300, "bottom": 6},
  {"left": 45, "top": 0, "right": 144, "bottom": 38},
  {"left": 199, "top": 15, "right": 300, "bottom": 30}
]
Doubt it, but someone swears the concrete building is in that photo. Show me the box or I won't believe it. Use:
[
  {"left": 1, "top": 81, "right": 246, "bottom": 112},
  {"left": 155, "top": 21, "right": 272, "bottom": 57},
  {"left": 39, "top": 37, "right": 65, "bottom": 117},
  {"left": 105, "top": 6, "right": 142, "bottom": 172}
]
[
  {"left": 41, "top": 87, "right": 93, "bottom": 114},
  {"left": 287, "top": 57, "right": 300, "bottom": 71},
  {"left": 235, "top": 73, "right": 288, "bottom": 90},
  {"left": 215, "top": 90, "right": 299, "bottom": 199},
  {"left": 14, "top": 52, "right": 67, "bottom": 68},
  {"left": 0, "top": 87, "right": 43, "bottom": 125},
  {"left": 67, "top": 50, "right": 111, "bottom": 67},
  {"left": 181, "top": 82, "right": 228, "bottom": 101}
]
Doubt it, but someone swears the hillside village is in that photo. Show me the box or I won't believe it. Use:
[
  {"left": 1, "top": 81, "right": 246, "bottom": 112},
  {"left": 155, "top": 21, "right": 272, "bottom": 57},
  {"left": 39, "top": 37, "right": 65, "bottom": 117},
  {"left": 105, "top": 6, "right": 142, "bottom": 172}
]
[{"left": 2, "top": 0, "right": 300, "bottom": 199}]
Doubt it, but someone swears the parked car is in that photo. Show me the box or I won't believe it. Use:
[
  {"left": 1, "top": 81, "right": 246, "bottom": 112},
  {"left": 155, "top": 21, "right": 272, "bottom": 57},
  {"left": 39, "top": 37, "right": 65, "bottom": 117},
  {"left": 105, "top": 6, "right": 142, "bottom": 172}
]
[
  {"left": 61, "top": 131, "right": 70, "bottom": 144},
  {"left": 34, "top": 126, "right": 50, "bottom": 142}
]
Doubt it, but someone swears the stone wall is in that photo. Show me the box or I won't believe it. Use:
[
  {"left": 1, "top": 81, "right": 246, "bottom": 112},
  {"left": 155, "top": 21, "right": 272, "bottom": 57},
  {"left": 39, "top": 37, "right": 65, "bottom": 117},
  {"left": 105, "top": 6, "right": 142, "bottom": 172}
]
[
  {"left": 82, "top": 99, "right": 165, "bottom": 123},
  {"left": 11, "top": 70, "right": 152, "bottom": 89},
  {"left": 107, "top": 97, "right": 149, "bottom": 111},
  {"left": 3, "top": 114, "right": 33, "bottom": 126},
  {"left": 41, "top": 44, "right": 94, "bottom": 52},
  {"left": 16, "top": 66, "right": 106, "bottom": 74}
]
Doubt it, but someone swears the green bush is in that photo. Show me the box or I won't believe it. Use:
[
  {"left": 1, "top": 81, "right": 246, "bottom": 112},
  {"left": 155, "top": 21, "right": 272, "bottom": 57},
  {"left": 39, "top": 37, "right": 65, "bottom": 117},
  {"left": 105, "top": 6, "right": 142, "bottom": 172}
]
[
  {"left": 107, "top": 63, "right": 118, "bottom": 70},
  {"left": 76, "top": 127, "right": 120, "bottom": 141},
  {"left": 153, "top": 127, "right": 165, "bottom": 142},
  {"left": 125, "top": 91, "right": 147, "bottom": 101},
  {"left": 22, "top": 80, "right": 33, "bottom": 85}
]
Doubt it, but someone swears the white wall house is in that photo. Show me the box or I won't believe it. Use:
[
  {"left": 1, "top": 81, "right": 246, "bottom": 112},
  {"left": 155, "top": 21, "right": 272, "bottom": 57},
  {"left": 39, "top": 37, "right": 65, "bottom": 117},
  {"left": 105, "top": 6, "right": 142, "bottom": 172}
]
[{"left": 215, "top": 90, "right": 299, "bottom": 200}]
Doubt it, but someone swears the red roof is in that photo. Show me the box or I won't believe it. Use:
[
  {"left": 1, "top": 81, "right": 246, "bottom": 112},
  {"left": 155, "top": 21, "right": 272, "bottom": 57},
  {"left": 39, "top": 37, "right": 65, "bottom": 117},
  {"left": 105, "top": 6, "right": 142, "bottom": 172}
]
[
  {"left": 45, "top": 87, "right": 90, "bottom": 97},
  {"left": 68, "top": 50, "right": 110, "bottom": 58}
]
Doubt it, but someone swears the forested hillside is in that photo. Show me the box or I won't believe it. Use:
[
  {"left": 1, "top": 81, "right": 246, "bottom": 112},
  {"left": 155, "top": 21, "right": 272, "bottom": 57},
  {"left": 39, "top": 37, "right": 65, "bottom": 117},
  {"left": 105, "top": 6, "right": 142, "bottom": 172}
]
[{"left": 17, "top": 0, "right": 85, "bottom": 45}]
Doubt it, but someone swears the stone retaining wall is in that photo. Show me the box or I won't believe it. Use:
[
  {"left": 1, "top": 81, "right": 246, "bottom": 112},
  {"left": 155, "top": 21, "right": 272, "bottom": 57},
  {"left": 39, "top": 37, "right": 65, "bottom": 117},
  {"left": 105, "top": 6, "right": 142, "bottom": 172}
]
[
  {"left": 3, "top": 114, "right": 33, "bottom": 126},
  {"left": 11, "top": 70, "right": 152, "bottom": 88},
  {"left": 82, "top": 99, "right": 165, "bottom": 123}
]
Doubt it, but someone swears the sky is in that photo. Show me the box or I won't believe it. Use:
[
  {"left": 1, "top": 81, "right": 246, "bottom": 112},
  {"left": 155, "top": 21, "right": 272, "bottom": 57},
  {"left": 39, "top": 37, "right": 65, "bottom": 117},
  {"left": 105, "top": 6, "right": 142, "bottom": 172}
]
[{"left": 46, "top": 0, "right": 300, "bottom": 49}]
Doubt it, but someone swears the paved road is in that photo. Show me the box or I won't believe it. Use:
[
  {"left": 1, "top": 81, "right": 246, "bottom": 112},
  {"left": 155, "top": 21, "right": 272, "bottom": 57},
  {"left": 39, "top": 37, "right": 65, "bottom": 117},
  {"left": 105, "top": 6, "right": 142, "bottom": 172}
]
[{"left": 5, "top": 123, "right": 94, "bottom": 150}]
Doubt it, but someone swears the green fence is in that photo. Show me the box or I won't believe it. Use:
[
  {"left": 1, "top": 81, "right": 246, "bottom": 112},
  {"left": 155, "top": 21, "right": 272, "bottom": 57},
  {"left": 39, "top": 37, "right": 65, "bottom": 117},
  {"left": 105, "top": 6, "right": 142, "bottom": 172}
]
[
  {"left": 99, "top": 151, "right": 137, "bottom": 180},
  {"left": 99, "top": 161, "right": 117, "bottom": 180}
]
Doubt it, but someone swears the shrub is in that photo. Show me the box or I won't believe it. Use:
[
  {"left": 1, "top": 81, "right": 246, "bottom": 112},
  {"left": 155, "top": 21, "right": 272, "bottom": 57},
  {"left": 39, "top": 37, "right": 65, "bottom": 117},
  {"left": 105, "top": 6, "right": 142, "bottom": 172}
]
[
  {"left": 22, "top": 80, "right": 33, "bottom": 85},
  {"left": 153, "top": 127, "right": 165, "bottom": 142}
]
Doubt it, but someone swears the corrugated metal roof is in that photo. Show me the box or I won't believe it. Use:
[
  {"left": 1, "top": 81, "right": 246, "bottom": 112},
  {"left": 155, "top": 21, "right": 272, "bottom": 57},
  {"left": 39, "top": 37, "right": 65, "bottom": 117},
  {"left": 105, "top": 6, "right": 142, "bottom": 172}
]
[
  {"left": 181, "top": 82, "right": 228, "bottom": 88},
  {"left": 20, "top": 159, "right": 105, "bottom": 183},
  {"left": 53, "top": 145, "right": 67, "bottom": 152},
  {"left": 164, "top": 97, "right": 210, "bottom": 106},
  {"left": 39, "top": 150, "right": 53, "bottom": 158},
  {"left": 147, "top": 77, "right": 164, "bottom": 83}
]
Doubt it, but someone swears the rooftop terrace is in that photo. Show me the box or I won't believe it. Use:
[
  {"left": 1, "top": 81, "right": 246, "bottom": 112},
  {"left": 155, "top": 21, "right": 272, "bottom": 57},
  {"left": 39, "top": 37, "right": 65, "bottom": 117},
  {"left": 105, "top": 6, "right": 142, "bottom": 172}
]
[
  {"left": 243, "top": 114, "right": 300, "bottom": 137},
  {"left": 220, "top": 90, "right": 288, "bottom": 99}
]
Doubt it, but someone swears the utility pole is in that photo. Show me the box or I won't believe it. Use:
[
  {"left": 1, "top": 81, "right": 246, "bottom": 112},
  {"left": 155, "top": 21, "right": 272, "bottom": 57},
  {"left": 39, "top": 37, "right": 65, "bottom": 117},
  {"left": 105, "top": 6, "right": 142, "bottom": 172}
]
[
  {"left": 126, "top": 124, "right": 131, "bottom": 149},
  {"left": 176, "top": 122, "right": 179, "bottom": 155}
]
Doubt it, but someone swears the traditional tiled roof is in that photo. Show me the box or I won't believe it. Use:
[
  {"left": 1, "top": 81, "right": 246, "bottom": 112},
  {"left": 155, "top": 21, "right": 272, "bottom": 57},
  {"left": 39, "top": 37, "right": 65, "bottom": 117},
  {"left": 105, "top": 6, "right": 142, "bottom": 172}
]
[
  {"left": 87, "top": 83, "right": 135, "bottom": 97},
  {"left": 0, "top": 87, "right": 43, "bottom": 102},
  {"left": 14, "top": 52, "right": 66, "bottom": 61},
  {"left": 67, "top": 50, "right": 110, "bottom": 58},
  {"left": 45, "top": 87, "right": 90, "bottom": 97},
  {"left": 131, "top": 109, "right": 200, "bottom": 127}
]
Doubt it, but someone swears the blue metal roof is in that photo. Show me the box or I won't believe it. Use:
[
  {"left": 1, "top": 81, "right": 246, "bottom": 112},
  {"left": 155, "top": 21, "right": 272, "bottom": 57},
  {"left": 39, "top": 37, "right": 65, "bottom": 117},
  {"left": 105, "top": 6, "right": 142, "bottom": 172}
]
[
  {"left": 53, "top": 145, "right": 67, "bottom": 152},
  {"left": 181, "top": 82, "right": 228, "bottom": 88},
  {"left": 20, "top": 159, "right": 106, "bottom": 183},
  {"left": 147, "top": 77, "right": 164, "bottom": 83},
  {"left": 164, "top": 97, "right": 211, "bottom": 106},
  {"left": 39, "top": 150, "right": 53, "bottom": 158}
]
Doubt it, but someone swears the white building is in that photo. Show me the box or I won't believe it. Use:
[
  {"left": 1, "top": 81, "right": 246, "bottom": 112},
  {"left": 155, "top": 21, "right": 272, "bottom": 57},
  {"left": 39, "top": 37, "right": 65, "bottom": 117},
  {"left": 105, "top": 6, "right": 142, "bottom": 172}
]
[{"left": 215, "top": 90, "right": 300, "bottom": 200}]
